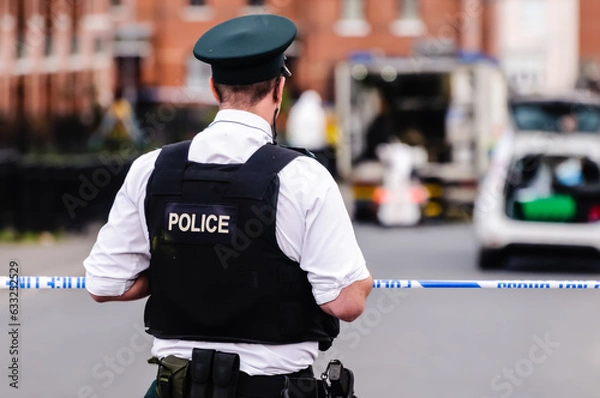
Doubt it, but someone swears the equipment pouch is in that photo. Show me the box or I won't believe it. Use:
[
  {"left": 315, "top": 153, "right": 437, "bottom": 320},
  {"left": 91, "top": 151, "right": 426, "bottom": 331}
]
[
  {"left": 211, "top": 351, "right": 240, "bottom": 398},
  {"left": 149, "top": 355, "right": 191, "bottom": 398},
  {"left": 190, "top": 348, "right": 215, "bottom": 398}
]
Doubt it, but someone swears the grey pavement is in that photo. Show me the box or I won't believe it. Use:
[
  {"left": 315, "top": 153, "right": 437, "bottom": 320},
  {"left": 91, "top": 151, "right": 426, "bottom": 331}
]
[{"left": 0, "top": 222, "right": 599, "bottom": 397}]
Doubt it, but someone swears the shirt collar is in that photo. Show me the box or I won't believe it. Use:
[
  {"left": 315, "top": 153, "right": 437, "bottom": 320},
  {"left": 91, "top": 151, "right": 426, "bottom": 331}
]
[{"left": 210, "top": 109, "right": 273, "bottom": 141}]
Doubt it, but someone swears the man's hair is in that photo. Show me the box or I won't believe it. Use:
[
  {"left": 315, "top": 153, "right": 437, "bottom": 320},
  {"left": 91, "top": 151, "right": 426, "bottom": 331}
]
[{"left": 214, "top": 77, "right": 280, "bottom": 109}]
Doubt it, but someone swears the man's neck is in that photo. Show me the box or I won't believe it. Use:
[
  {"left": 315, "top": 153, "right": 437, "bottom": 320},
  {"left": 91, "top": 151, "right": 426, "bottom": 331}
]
[{"left": 220, "top": 101, "right": 277, "bottom": 127}]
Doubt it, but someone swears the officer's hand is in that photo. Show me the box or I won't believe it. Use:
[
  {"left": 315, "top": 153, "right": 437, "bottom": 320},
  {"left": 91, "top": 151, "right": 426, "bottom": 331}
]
[
  {"left": 124, "top": 270, "right": 151, "bottom": 300},
  {"left": 89, "top": 270, "right": 150, "bottom": 303},
  {"left": 320, "top": 275, "right": 373, "bottom": 322}
]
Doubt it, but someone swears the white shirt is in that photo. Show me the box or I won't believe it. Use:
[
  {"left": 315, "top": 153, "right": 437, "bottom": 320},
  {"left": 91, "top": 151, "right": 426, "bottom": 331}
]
[{"left": 84, "top": 109, "right": 369, "bottom": 376}]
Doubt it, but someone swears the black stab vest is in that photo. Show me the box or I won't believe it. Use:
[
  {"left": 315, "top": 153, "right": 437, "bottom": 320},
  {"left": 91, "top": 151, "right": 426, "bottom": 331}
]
[{"left": 144, "top": 141, "right": 339, "bottom": 350}]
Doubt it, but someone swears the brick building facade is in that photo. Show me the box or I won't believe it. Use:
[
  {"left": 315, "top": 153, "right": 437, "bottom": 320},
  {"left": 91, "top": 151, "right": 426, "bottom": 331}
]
[
  {"left": 1, "top": 0, "right": 114, "bottom": 148},
  {"left": 112, "top": 0, "right": 494, "bottom": 104},
  {"left": 579, "top": 0, "right": 600, "bottom": 91},
  {"left": 0, "top": 0, "right": 496, "bottom": 146},
  {"left": 4, "top": 0, "right": 599, "bottom": 149}
]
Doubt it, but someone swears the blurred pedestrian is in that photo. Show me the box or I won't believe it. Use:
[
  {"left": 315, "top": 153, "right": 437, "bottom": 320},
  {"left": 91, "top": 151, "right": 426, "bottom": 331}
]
[
  {"left": 89, "top": 87, "right": 143, "bottom": 151},
  {"left": 286, "top": 90, "right": 334, "bottom": 173},
  {"left": 359, "top": 92, "right": 397, "bottom": 162},
  {"left": 559, "top": 114, "right": 578, "bottom": 133}
]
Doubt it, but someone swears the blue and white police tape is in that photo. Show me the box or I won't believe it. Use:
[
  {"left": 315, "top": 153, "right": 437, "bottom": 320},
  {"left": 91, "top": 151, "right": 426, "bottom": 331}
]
[
  {"left": 1, "top": 276, "right": 87, "bottom": 289},
  {"left": 2, "top": 277, "right": 600, "bottom": 290},
  {"left": 372, "top": 280, "right": 600, "bottom": 289}
]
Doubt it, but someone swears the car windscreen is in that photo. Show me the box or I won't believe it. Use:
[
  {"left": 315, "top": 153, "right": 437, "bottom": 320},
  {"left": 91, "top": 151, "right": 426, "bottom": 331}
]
[{"left": 510, "top": 102, "right": 600, "bottom": 133}]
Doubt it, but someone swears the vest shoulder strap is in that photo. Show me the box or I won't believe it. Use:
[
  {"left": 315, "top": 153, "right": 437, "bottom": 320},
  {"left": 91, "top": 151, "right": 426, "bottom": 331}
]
[
  {"left": 225, "top": 144, "right": 303, "bottom": 200},
  {"left": 149, "top": 140, "right": 192, "bottom": 195}
]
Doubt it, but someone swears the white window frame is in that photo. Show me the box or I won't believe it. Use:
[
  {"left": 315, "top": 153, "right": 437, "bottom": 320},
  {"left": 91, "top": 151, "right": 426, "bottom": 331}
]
[
  {"left": 240, "top": 0, "right": 269, "bottom": 15},
  {"left": 390, "top": 0, "right": 425, "bottom": 37},
  {"left": 334, "top": 0, "right": 371, "bottom": 37},
  {"left": 181, "top": 0, "right": 214, "bottom": 22}
]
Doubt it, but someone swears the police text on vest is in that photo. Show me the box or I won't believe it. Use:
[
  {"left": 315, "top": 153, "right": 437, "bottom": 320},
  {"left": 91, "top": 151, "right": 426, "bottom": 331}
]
[{"left": 168, "top": 212, "right": 230, "bottom": 234}]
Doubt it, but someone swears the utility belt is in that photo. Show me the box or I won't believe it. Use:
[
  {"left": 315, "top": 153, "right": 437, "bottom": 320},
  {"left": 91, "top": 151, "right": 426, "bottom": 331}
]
[{"left": 147, "top": 348, "right": 357, "bottom": 398}]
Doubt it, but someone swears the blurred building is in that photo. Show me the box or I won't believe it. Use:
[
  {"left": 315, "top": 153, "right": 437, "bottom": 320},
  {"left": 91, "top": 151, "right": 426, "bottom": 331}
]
[
  {"left": 492, "top": 0, "right": 580, "bottom": 96},
  {"left": 104, "top": 0, "right": 495, "bottom": 104},
  {"left": 492, "top": 0, "right": 600, "bottom": 97},
  {"left": 0, "top": 0, "right": 114, "bottom": 148},
  {"left": 3, "top": 0, "right": 599, "bottom": 147},
  {"left": 286, "top": 0, "right": 494, "bottom": 99},
  {"left": 579, "top": 0, "right": 600, "bottom": 93}
]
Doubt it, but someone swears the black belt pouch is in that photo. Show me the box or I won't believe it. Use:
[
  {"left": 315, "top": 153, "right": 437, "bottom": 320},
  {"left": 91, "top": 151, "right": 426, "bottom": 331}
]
[
  {"left": 190, "top": 348, "right": 215, "bottom": 398},
  {"left": 211, "top": 351, "right": 240, "bottom": 398}
]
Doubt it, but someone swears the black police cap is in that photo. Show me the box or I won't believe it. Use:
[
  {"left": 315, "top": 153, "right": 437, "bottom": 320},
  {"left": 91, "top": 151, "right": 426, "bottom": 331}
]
[{"left": 193, "top": 14, "right": 297, "bottom": 85}]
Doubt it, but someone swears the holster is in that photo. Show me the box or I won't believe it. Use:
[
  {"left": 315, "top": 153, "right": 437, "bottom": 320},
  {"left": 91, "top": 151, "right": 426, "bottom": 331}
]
[
  {"left": 280, "top": 376, "right": 328, "bottom": 398},
  {"left": 323, "top": 360, "right": 357, "bottom": 398}
]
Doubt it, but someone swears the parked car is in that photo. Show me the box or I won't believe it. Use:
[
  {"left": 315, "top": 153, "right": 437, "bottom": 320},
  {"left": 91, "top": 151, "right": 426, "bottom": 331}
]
[{"left": 473, "top": 95, "right": 600, "bottom": 269}]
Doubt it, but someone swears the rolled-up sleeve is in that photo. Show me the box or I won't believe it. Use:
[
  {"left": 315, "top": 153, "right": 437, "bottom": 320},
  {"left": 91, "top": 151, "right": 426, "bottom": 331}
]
[
  {"left": 277, "top": 157, "right": 370, "bottom": 305},
  {"left": 83, "top": 150, "right": 160, "bottom": 296}
]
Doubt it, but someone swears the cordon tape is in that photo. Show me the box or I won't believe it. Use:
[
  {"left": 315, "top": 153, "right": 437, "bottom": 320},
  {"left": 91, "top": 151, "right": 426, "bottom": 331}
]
[{"left": 1, "top": 277, "right": 600, "bottom": 290}]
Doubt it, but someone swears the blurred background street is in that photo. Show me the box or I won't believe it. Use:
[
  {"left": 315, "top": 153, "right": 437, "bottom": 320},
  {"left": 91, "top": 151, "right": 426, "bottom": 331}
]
[{"left": 3, "top": 0, "right": 600, "bottom": 396}]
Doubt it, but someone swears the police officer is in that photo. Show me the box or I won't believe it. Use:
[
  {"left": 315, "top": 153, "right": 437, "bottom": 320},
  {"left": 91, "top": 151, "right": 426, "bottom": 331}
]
[{"left": 84, "top": 14, "right": 372, "bottom": 398}]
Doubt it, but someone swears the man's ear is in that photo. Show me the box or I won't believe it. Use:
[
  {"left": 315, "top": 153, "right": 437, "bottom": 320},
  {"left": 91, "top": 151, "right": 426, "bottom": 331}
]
[
  {"left": 274, "top": 77, "right": 286, "bottom": 105},
  {"left": 209, "top": 77, "right": 221, "bottom": 103}
]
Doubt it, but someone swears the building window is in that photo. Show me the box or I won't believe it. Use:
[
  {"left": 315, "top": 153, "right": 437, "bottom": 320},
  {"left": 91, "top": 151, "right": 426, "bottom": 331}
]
[
  {"left": 341, "top": 0, "right": 364, "bottom": 20},
  {"left": 335, "top": 0, "right": 370, "bottom": 37},
  {"left": 16, "top": 38, "right": 26, "bottom": 58},
  {"left": 242, "top": 0, "right": 267, "bottom": 15},
  {"left": 182, "top": 0, "right": 213, "bottom": 21},
  {"left": 16, "top": 1, "right": 26, "bottom": 58},
  {"left": 71, "top": 1, "right": 80, "bottom": 54},
  {"left": 390, "top": 0, "right": 425, "bottom": 36},
  {"left": 43, "top": 0, "right": 54, "bottom": 56},
  {"left": 94, "top": 37, "right": 106, "bottom": 54},
  {"left": 110, "top": 0, "right": 126, "bottom": 14},
  {"left": 400, "top": 0, "right": 420, "bottom": 20},
  {"left": 44, "top": 36, "right": 53, "bottom": 56},
  {"left": 71, "top": 36, "right": 80, "bottom": 54},
  {"left": 186, "top": 55, "right": 211, "bottom": 90}
]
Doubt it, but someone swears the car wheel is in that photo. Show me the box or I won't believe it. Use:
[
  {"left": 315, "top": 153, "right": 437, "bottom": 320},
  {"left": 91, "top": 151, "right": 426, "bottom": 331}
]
[{"left": 478, "top": 247, "right": 506, "bottom": 270}]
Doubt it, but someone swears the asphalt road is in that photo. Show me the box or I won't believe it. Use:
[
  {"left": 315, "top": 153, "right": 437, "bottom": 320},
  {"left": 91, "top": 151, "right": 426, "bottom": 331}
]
[{"left": 1, "top": 222, "right": 600, "bottom": 397}]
